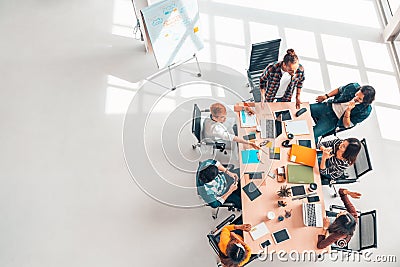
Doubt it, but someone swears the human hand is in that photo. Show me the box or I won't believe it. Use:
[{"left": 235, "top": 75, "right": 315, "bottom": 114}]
[
  {"left": 296, "top": 98, "right": 301, "bottom": 109},
  {"left": 315, "top": 95, "right": 326, "bottom": 103},
  {"left": 343, "top": 189, "right": 362, "bottom": 199},
  {"left": 229, "top": 183, "right": 238, "bottom": 192},
  {"left": 322, "top": 147, "right": 333, "bottom": 159},
  {"left": 241, "top": 224, "right": 252, "bottom": 232},
  {"left": 226, "top": 170, "right": 239, "bottom": 182},
  {"left": 245, "top": 107, "right": 255, "bottom": 116},
  {"left": 323, "top": 217, "right": 330, "bottom": 229},
  {"left": 249, "top": 142, "right": 261, "bottom": 150},
  {"left": 347, "top": 100, "right": 356, "bottom": 112}
]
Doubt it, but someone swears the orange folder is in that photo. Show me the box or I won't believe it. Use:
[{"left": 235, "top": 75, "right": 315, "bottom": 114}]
[{"left": 288, "top": 144, "right": 316, "bottom": 167}]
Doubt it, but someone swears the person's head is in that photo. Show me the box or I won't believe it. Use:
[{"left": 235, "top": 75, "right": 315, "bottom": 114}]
[
  {"left": 336, "top": 138, "right": 361, "bottom": 165},
  {"left": 282, "top": 49, "right": 299, "bottom": 76},
  {"left": 220, "top": 240, "right": 248, "bottom": 267},
  {"left": 198, "top": 164, "right": 219, "bottom": 184},
  {"left": 328, "top": 211, "right": 357, "bottom": 236},
  {"left": 353, "top": 85, "right": 375, "bottom": 105},
  {"left": 210, "top": 103, "right": 227, "bottom": 123}
]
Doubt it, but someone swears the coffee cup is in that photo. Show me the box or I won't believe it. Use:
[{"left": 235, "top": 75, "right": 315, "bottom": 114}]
[
  {"left": 267, "top": 211, "right": 275, "bottom": 220},
  {"left": 308, "top": 183, "right": 317, "bottom": 192}
]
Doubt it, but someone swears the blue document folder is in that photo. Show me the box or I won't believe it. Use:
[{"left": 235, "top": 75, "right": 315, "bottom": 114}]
[{"left": 241, "top": 150, "right": 260, "bottom": 164}]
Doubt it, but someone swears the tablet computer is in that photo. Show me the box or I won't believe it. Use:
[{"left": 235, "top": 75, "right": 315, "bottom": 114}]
[
  {"left": 274, "top": 110, "right": 292, "bottom": 121},
  {"left": 291, "top": 185, "right": 306, "bottom": 196},
  {"left": 272, "top": 228, "right": 290, "bottom": 244},
  {"left": 297, "top": 139, "right": 312, "bottom": 148}
]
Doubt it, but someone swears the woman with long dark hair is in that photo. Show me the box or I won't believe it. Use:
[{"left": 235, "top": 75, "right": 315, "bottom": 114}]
[
  {"left": 218, "top": 224, "right": 252, "bottom": 267},
  {"left": 317, "top": 188, "right": 361, "bottom": 249},
  {"left": 318, "top": 137, "right": 362, "bottom": 180}
]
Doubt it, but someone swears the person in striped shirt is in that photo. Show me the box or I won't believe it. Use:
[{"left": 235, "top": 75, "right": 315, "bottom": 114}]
[{"left": 318, "top": 138, "right": 361, "bottom": 180}]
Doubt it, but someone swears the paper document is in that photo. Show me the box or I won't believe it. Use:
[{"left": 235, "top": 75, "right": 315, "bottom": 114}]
[
  {"left": 240, "top": 110, "right": 257, "bottom": 127},
  {"left": 250, "top": 222, "right": 270, "bottom": 240},
  {"left": 241, "top": 150, "right": 260, "bottom": 164},
  {"left": 284, "top": 120, "right": 310, "bottom": 135}
]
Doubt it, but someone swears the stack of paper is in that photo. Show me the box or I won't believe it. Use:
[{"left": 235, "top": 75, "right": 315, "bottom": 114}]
[{"left": 250, "top": 222, "right": 270, "bottom": 240}]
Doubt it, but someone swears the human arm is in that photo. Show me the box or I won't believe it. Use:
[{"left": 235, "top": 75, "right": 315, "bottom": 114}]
[
  {"left": 319, "top": 147, "right": 333, "bottom": 171},
  {"left": 315, "top": 88, "right": 340, "bottom": 103},
  {"left": 339, "top": 188, "right": 360, "bottom": 219},
  {"left": 233, "top": 136, "right": 261, "bottom": 150},
  {"left": 295, "top": 71, "right": 304, "bottom": 109},
  {"left": 215, "top": 161, "right": 239, "bottom": 182},
  {"left": 341, "top": 100, "right": 356, "bottom": 128}
]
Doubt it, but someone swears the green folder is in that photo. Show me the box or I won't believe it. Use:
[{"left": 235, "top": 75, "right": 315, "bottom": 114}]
[{"left": 287, "top": 164, "right": 314, "bottom": 184}]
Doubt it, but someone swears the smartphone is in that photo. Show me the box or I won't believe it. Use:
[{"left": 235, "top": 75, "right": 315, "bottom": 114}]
[
  {"left": 243, "top": 133, "right": 256, "bottom": 141},
  {"left": 307, "top": 196, "right": 320, "bottom": 203},
  {"left": 260, "top": 239, "right": 271, "bottom": 249}
]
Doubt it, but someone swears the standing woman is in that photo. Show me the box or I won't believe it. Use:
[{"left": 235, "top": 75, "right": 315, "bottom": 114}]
[{"left": 259, "top": 49, "right": 305, "bottom": 109}]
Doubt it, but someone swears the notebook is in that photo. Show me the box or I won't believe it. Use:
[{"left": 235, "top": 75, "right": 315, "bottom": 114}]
[
  {"left": 242, "top": 182, "right": 262, "bottom": 201},
  {"left": 269, "top": 147, "right": 280, "bottom": 160},
  {"left": 249, "top": 222, "right": 270, "bottom": 240},
  {"left": 240, "top": 110, "right": 257, "bottom": 127},
  {"left": 287, "top": 164, "right": 314, "bottom": 184},
  {"left": 289, "top": 144, "right": 316, "bottom": 167},
  {"left": 284, "top": 120, "right": 310, "bottom": 135},
  {"left": 241, "top": 150, "right": 260, "bottom": 164}
]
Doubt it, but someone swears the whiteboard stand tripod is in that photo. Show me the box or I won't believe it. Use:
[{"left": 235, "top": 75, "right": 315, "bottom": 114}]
[{"left": 168, "top": 53, "right": 202, "bottom": 90}]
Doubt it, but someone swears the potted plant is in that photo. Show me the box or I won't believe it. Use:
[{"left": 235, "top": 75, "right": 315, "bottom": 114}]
[{"left": 277, "top": 185, "right": 292, "bottom": 198}]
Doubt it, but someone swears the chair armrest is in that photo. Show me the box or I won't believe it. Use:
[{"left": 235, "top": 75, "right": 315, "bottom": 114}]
[
  {"left": 332, "top": 178, "right": 358, "bottom": 184},
  {"left": 211, "top": 214, "right": 236, "bottom": 233},
  {"left": 330, "top": 205, "right": 346, "bottom": 211}
]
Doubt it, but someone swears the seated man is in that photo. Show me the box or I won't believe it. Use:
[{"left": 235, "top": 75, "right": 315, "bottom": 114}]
[
  {"left": 196, "top": 159, "right": 241, "bottom": 209},
  {"left": 203, "top": 102, "right": 259, "bottom": 150},
  {"left": 310, "top": 83, "right": 375, "bottom": 144}
]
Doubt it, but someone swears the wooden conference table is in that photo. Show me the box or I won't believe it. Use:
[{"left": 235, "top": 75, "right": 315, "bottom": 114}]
[{"left": 236, "top": 102, "right": 328, "bottom": 254}]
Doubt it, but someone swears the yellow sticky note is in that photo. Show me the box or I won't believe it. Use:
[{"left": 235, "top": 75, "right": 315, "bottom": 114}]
[
  {"left": 193, "top": 26, "right": 199, "bottom": 33},
  {"left": 274, "top": 147, "right": 280, "bottom": 153}
]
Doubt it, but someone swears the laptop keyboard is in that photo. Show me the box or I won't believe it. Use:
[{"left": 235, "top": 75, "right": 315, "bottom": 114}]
[
  {"left": 305, "top": 203, "right": 322, "bottom": 227},
  {"left": 261, "top": 119, "right": 274, "bottom": 139}
]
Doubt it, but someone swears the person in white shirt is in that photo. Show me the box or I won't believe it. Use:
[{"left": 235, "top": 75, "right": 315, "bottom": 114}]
[{"left": 203, "top": 103, "right": 260, "bottom": 150}]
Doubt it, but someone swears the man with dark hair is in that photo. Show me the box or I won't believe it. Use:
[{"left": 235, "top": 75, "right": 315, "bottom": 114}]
[
  {"left": 196, "top": 159, "right": 241, "bottom": 209},
  {"left": 311, "top": 83, "right": 376, "bottom": 144}
]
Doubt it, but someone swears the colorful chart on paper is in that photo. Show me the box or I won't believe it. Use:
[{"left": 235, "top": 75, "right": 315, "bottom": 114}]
[{"left": 141, "top": 0, "right": 204, "bottom": 68}]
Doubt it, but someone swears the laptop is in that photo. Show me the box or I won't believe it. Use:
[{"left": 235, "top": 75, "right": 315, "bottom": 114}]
[
  {"left": 287, "top": 164, "right": 314, "bottom": 184},
  {"left": 302, "top": 203, "right": 323, "bottom": 227},
  {"left": 260, "top": 119, "right": 282, "bottom": 139},
  {"left": 289, "top": 144, "right": 316, "bottom": 167}
]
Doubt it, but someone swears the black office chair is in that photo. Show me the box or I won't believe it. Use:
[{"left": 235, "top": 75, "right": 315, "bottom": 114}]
[
  {"left": 327, "top": 205, "right": 377, "bottom": 253},
  {"left": 192, "top": 104, "right": 227, "bottom": 154},
  {"left": 207, "top": 214, "right": 259, "bottom": 266},
  {"left": 321, "top": 138, "right": 372, "bottom": 197},
  {"left": 246, "top": 39, "right": 281, "bottom": 102}
]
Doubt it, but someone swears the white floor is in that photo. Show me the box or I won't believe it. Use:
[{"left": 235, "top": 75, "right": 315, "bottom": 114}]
[{"left": 1, "top": 0, "right": 400, "bottom": 266}]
